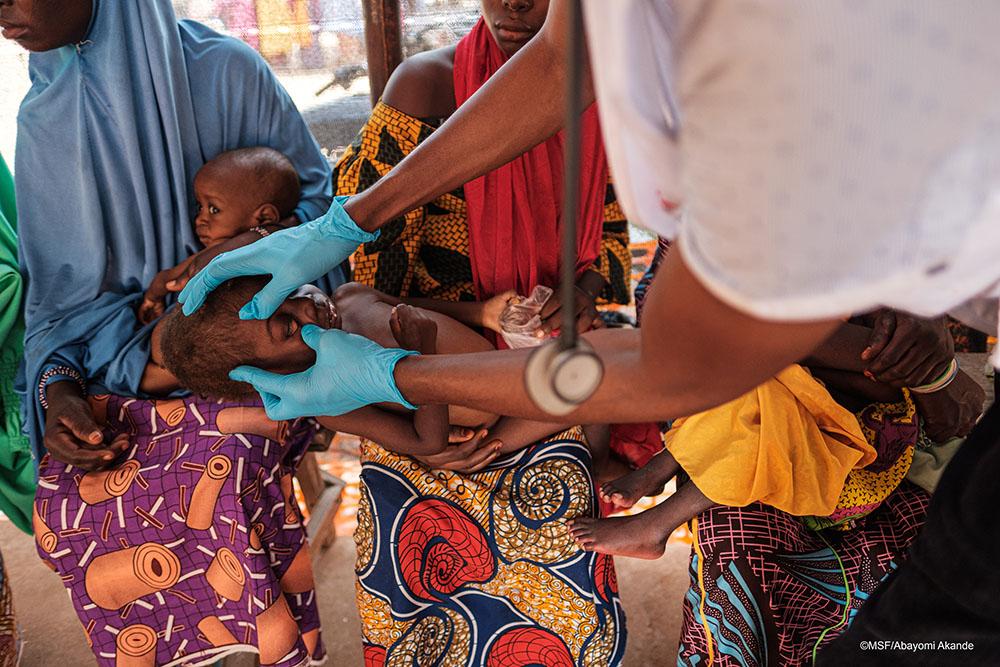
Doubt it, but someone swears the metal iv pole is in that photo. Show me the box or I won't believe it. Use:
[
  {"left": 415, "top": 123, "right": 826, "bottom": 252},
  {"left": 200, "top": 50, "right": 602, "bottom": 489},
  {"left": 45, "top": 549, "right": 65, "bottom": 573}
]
[{"left": 523, "top": 0, "right": 604, "bottom": 416}]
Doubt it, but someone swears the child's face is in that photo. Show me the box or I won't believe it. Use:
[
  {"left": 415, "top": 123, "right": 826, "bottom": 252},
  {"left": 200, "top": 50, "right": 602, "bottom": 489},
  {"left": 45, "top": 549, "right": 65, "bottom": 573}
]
[
  {"left": 242, "top": 286, "right": 341, "bottom": 374},
  {"left": 192, "top": 167, "right": 259, "bottom": 247}
]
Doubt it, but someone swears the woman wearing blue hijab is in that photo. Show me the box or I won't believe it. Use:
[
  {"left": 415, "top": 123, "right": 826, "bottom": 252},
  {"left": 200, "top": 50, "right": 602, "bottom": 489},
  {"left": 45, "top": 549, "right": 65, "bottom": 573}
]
[
  {"left": 4, "top": 1, "right": 333, "bottom": 664},
  {"left": 10, "top": 0, "right": 334, "bottom": 464}
]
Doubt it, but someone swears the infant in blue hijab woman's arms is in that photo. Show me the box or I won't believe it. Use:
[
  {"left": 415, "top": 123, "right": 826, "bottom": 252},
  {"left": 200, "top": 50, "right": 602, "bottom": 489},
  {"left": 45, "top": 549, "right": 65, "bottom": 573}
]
[{"left": 137, "top": 147, "right": 301, "bottom": 325}]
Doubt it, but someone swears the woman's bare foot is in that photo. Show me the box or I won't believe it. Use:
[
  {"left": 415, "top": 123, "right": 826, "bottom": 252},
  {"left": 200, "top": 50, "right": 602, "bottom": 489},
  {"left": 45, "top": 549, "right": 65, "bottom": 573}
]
[
  {"left": 600, "top": 450, "right": 679, "bottom": 510},
  {"left": 569, "top": 513, "right": 671, "bottom": 560}
]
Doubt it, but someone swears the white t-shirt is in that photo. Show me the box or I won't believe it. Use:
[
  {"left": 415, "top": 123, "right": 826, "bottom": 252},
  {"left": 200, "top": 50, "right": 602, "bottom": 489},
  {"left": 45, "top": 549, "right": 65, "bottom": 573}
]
[{"left": 583, "top": 0, "right": 1000, "bottom": 328}]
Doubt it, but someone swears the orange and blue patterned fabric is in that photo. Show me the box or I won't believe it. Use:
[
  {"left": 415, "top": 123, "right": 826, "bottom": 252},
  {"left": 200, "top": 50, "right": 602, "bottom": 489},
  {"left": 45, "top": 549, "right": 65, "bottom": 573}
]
[
  {"left": 355, "top": 433, "right": 626, "bottom": 665},
  {"left": 336, "top": 101, "right": 628, "bottom": 665}
]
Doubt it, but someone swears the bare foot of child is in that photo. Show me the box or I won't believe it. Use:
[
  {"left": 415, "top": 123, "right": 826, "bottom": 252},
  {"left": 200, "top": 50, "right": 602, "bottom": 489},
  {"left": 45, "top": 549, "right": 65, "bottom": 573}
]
[
  {"left": 390, "top": 304, "right": 438, "bottom": 355},
  {"left": 570, "top": 481, "right": 712, "bottom": 559},
  {"left": 600, "top": 449, "right": 680, "bottom": 510},
  {"left": 569, "top": 513, "right": 673, "bottom": 560}
]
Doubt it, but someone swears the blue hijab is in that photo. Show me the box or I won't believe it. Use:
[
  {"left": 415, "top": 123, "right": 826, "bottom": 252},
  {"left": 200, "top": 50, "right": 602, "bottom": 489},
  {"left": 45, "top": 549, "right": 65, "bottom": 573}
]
[{"left": 15, "top": 0, "right": 334, "bottom": 459}]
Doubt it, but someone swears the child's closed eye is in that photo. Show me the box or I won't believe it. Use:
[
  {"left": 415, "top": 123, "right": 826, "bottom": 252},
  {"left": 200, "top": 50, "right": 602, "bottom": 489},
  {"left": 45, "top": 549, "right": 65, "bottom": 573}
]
[{"left": 271, "top": 313, "right": 299, "bottom": 339}]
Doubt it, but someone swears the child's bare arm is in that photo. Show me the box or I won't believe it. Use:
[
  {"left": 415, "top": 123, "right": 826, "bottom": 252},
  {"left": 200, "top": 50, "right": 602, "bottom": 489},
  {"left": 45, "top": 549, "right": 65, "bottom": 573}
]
[
  {"left": 345, "top": 285, "right": 501, "bottom": 427},
  {"left": 315, "top": 304, "right": 450, "bottom": 455},
  {"left": 484, "top": 417, "right": 573, "bottom": 455},
  {"left": 809, "top": 367, "right": 902, "bottom": 404},
  {"left": 138, "top": 257, "right": 198, "bottom": 325},
  {"left": 316, "top": 405, "right": 449, "bottom": 456},
  {"left": 803, "top": 322, "right": 907, "bottom": 404},
  {"left": 394, "top": 291, "right": 516, "bottom": 333}
]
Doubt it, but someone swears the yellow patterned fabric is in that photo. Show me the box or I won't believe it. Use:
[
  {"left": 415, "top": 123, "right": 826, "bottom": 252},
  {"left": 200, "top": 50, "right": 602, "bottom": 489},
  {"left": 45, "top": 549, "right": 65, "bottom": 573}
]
[
  {"left": 334, "top": 102, "right": 632, "bottom": 305},
  {"left": 805, "top": 391, "right": 920, "bottom": 531},
  {"left": 353, "top": 433, "right": 626, "bottom": 665}
]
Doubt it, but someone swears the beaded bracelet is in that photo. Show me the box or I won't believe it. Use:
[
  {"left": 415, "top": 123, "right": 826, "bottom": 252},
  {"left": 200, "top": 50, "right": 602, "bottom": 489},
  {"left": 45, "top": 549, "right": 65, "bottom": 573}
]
[
  {"left": 909, "top": 358, "right": 959, "bottom": 394},
  {"left": 38, "top": 365, "right": 87, "bottom": 410},
  {"left": 250, "top": 225, "right": 270, "bottom": 238}
]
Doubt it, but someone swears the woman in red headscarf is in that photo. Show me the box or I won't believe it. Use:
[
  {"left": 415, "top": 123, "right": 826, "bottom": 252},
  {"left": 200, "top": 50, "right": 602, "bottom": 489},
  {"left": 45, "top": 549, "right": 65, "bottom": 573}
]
[{"left": 334, "top": 1, "right": 629, "bottom": 663}]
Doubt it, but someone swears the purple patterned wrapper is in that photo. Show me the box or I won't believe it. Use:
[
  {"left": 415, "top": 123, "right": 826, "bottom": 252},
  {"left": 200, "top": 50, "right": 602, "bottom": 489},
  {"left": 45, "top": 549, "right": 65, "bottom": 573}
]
[{"left": 33, "top": 394, "right": 326, "bottom": 667}]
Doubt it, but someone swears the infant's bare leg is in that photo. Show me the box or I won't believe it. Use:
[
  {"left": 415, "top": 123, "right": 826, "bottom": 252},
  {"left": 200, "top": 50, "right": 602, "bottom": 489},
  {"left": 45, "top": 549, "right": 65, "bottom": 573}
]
[
  {"left": 600, "top": 448, "right": 679, "bottom": 510},
  {"left": 582, "top": 424, "right": 617, "bottom": 481},
  {"left": 583, "top": 424, "right": 610, "bottom": 460},
  {"left": 569, "top": 480, "right": 713, "bottom": 560}
]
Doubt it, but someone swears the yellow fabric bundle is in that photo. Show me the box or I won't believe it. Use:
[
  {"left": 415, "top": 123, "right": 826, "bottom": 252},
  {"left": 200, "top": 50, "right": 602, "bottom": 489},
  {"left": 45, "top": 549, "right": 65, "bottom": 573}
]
[{"left": 664, "top": 364, "right": 876, "bottom": 517}]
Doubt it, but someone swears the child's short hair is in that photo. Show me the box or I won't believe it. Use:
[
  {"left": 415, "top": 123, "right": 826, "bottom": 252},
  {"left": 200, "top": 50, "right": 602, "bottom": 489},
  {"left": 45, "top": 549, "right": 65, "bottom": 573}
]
[
  {"left": 204, "top": 147, "right": 301, "bottom": 218},
  {"left": 160, "top": 276, "right": 269, "bottom": 399}
]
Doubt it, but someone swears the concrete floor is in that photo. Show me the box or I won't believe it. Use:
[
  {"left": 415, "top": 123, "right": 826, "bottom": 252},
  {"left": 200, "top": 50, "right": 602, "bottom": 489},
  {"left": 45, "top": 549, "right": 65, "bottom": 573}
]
[{"left": 2, "top": 518, "right": 690, "bottom": 666}]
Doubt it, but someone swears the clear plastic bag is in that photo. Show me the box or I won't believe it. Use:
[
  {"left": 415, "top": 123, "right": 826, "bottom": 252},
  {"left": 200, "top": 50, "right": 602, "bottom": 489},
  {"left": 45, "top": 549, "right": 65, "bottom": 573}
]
[{"left": 498, "top": 285, "right": 553, "bottom": 349}]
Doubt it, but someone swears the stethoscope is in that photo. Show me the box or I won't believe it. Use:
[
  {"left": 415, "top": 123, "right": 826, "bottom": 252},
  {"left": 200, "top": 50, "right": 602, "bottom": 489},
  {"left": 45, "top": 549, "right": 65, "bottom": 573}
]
[{"left": 523, "top": 0, "right": 604, "bottom": 416}]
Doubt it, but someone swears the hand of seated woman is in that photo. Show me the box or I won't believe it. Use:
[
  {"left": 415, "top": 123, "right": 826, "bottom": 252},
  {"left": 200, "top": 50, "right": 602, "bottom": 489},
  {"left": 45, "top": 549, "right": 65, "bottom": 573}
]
[
  {"left": 44, "top": 382, "right": 130, "bottom": 470},
  {"left": 861, "top": 310, "right": 954, "bottom": 387},
  {"left": 913, "top": 371, "right": 986, "bottom": 442},
  {"left": 538, "top": 269, "right": 605, "bottom": 336},
  {"left": 413, "top": 428, "right": 502, "bottom": 474}
]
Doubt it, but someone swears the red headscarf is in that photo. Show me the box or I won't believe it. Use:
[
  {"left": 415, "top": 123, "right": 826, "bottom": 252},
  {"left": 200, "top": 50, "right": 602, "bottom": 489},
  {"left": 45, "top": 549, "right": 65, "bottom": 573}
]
[{"left": 453, "top": 18, "right": 608, "bottom": 302}]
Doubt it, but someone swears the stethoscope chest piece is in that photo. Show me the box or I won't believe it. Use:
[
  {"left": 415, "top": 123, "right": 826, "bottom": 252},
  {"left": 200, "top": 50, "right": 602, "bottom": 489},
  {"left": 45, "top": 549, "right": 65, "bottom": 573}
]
[{"left": 524, "top": 338, "right": 605, "bottom": 416}]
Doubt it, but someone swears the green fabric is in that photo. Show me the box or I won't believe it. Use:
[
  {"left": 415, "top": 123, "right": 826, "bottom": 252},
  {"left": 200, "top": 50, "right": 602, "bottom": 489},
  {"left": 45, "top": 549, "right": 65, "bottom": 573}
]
[
  {"left": 0, "top": 153, "right": 34, "bottom": 535},
  {"left": 906, "top": 436, "right": 964, "bottom": 494}
]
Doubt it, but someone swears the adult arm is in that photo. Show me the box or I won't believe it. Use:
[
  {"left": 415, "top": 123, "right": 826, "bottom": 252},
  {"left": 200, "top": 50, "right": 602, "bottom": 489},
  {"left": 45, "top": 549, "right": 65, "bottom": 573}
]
[
  {"left": 316, "top": 404, "right": 449, "bottom": 457},
  {"left": 912, "top": 372, "right": 985, "bottom": 441},
  {"left": 229, "top": 250, "right": 837, "bottom": 423},
  {"left": 393, "top": 250, "right": 840, "bottom": 422},
  {"left": 345, "top": 0, "right": 586, "bottom": 232}
]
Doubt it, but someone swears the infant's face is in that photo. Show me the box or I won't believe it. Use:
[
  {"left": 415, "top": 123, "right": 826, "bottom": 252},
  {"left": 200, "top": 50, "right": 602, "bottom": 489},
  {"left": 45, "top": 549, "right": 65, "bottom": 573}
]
[
  {"left": 192, "top": 167, "right": 259, "bottom": 247},
  {"left": 243, "top": 286, "right": 340, "bottom": 374}
]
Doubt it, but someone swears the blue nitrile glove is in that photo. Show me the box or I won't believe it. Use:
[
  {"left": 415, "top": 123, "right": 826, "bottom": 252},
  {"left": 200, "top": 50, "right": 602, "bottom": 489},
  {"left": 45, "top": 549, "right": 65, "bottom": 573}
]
[
  {"left": 179, "top": 196, "right": 376, "bottom": 318},
  {"left": 229, "top": 325, "right": 417, "bottom": 420}
]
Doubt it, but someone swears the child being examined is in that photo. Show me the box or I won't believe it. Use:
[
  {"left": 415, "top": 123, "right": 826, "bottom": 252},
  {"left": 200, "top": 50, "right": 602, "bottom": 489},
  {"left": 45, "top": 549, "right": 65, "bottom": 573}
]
[
  {"left": 568, "top": 318, "right": 985, "bottom": 559},
  {"left": 158, "top": 276, "right": 579, "bottom": 460},
  {"left": 137, "top": 147, "right": 300, "bottom": 325}
]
